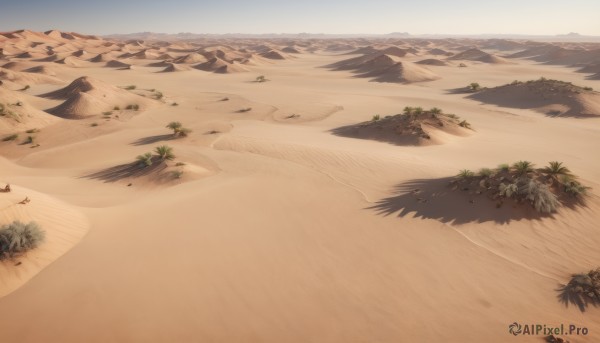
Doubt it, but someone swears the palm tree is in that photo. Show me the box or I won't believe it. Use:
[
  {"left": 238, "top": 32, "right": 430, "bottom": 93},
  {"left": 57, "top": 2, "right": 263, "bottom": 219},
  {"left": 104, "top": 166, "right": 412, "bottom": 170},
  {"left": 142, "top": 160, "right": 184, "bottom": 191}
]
[
  {"left": 541, "top": 161, "right": 572, "bottom": 183},
  {"left": 155, "top": 145, "right": 175, "bottom": 160},
  {"left": 166, "top": 122, "right": 182, "bottom": 135},
  {"left": 136, "top": 153, "right": 153, "bottom": 167},
  {"left": 512, "top": 161, "right": 535, "bottom": 176}
]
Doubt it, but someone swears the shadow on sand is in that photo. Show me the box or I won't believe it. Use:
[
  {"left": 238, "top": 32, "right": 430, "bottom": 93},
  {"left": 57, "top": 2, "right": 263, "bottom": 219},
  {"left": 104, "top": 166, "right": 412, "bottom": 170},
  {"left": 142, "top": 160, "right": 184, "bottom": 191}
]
[
  {"left": 368, "top": 178, "right": 547, "bottom": 225},
  {"left": 131, "top": 134, "right": 176, "bottom": 146},
  {"left": 556, "top": 283, "right": 599, "bottom": 313},
  {"left": 83, "top": 158, "right": 168, "bottom": 183}
]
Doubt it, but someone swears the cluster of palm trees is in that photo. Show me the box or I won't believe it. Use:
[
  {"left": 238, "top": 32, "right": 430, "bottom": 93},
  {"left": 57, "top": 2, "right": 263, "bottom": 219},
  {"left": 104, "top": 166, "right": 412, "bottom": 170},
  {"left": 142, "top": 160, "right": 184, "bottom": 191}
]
[
  {"left": 136, "top": 145, "right": 175, "bottom": 167},
  {"left": 456, "top": 161, "right": 590, "bottom": 213},
  {"left": 166, "top": 122, "right": 192, "bottom": 137}
]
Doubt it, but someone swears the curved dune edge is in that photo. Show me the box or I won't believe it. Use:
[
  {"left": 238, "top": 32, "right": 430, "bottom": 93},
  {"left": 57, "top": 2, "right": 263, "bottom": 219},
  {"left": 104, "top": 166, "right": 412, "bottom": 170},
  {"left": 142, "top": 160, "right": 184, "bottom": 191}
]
[{"left": 0, "top": 184, "right": 90, "bottom": 298}]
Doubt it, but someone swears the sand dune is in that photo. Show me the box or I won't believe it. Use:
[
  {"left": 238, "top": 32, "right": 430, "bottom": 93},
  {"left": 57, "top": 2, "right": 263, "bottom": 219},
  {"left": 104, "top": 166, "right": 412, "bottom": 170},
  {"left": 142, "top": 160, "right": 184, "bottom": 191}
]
[
  {"left": 1, "top": 29, "right": 600, "bottom": 343},
  {"left": 42, "top": 76, "right": 153, "bottom": 118},
  {"left": 449, "top": 48, "right": 511, "bottom": 64},
  {"left": 331, "top": 109, "right": 472, "bottom": 145},
  {"left": 328, "top": 53, "right": 440, "bottom": 83},
  {"left": 0, "top": 184, "right": 89, "bottom": 297},
  {"left": 160, "top": 63, "right": 191, "bottom": 72},
  {"left": 416, "top": 58, "right": 449, "bottom": 66},
  {"left": 468, "top": 79, "right": 600, "bottom": 117},
  {"left": 194, "top": 57, "right": 249, "bottom": 73}
]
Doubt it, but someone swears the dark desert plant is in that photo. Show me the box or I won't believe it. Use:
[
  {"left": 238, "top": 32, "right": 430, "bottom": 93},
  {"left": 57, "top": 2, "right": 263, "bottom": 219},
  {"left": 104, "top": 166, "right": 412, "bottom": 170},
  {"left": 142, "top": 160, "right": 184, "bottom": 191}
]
[
  {"left": 166, "top": 121, "right": 182, "bottom": 134},
  {"left": 372, "top": 114, "right": 380, "bottom": 121},
  {"left": 512, "top": 160, "right": 535, "bottom": 176},
  {"left": 457, "top": 169, "right": 475, "bottom": 180},
  {"left": 136, "top": 152, "right": 153, "bottom": 167},
  {"left": 468, "top": 82, "right": 481, "bottom": 92},
  {"left": 459, "top": 120, "right": 471, "bottom": 129},
  {"left": 155, "top": 145, "right": 175, "bottom": 161},
  {"left": 478, "top": 168, "right": 494, "bottom": 178},
  {"left": 403, "top": 106, "right": 414, "bottom": 115},
  {"left": 559, "top": 268, "right": 600, "bottom": 311},
  {"left": 256, "top": 75, "right": 267, "bottom": 83},
  {"left": 0, "top": 221, "right": 45, "bottom": 259},
  {"left": 2, "top": 134, "right": 18, "bottom": 142},
  {"left": 541, "top": 161, "right": 572, "bottom": 182},
  {"left": 517, "top": 178, "right": 559, "bottom": 213},
  {"left": 430, "top": 107, "right": 442, "bottom": 114}
]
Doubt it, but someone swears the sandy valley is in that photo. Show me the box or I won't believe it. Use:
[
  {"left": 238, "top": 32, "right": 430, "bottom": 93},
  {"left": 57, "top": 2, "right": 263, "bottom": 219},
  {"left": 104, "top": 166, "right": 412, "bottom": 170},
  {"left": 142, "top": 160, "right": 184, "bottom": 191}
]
[{"left": 1, "top": 29, "right": 600, "bottom": 342}]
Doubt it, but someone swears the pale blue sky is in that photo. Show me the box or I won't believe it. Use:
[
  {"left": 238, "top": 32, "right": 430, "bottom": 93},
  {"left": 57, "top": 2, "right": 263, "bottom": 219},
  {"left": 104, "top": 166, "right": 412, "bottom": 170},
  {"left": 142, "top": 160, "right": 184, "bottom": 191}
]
[{"left": 0, "top": 0, "right": 598, "bottom": 36}]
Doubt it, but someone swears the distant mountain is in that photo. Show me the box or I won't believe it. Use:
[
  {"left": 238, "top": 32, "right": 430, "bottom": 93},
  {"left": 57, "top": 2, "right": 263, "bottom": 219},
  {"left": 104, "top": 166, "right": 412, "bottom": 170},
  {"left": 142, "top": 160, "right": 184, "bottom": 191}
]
[{"left": 103, "top": 31, "right": 600, "bottom": 42}]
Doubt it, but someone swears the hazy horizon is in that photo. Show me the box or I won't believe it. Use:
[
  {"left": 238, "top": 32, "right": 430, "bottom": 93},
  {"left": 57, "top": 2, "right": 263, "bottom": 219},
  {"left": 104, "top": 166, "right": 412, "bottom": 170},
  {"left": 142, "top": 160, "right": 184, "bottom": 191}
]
[{"left": 1, "top": 0, "right": 598, "bottom": 36}]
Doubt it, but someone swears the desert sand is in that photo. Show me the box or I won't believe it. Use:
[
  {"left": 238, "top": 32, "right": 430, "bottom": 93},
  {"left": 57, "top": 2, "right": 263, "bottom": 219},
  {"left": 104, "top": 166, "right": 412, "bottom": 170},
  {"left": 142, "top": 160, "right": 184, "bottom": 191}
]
[{"left": 1, "top": 29, "right": 600, "bottom": 342}]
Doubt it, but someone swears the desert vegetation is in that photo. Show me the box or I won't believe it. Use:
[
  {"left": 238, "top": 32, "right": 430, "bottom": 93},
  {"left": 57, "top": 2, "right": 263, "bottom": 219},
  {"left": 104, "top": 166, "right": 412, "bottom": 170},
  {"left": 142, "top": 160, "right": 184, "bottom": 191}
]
[
  {"left": 558, "top": 267, "right": 600, "bottom": 312},
  {"left": 136, "top": 145, "right": 175, "bottom": 167},
  {"left": 166, "top": 121, "right": 192, "bottom": 137},
  {"left": 2, "top": 133, "right": 18, "bottom": 142},
  {"left": 452, "top": 161, "right": 589, "bottom": 213},
  {"left": 0, "top": 221, "right": 46, "bottom": 260},
  {"left": 332, "top": 106, "right": 473, "bottom": 145},
  {"left": 0, "top": 103, "right": 20, "bottom": 121}
]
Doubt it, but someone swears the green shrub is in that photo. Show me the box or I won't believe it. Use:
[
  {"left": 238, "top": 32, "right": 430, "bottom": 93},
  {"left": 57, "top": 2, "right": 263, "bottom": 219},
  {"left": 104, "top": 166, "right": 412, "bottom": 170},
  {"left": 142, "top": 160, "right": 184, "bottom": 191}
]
[
  {"left": 166, "top": 121, "right": 182, "bottom": 134},
  {"left": 372, "top": 114, "right": 380, "bottom": 121},
  {"left": 414, "top": 107, "right": 423, "bottom": 115},
  {"left": 0, "top": 221, "right": 45, "bottom": 259},
  {"left": 468, "top": 82, "right": 481, "bottom": 92},
  {"left": 498, "top": 163, "right": 510, "bottom": 172},
  {"left": 136, "top": 152, "right": 153, "bottom": 167},
  {"left": 459, "top": 120, "right": 471, "bottom": 129},
  {"left": 430, "top": 107, "right": 442, "bottom": 114},
  {"left": 256, "top": 75, "right": 267, "bottom": 82},
  {"left": 478, "top": 168, "right": 494, "bottom": 178},
  {"left": 457, "top": 169, "right": 475, "bottom": 179},
  {"left": 512, "top": 160, "right": 534, "bottom": 176},
  {"left": 126, "top": 104, "right": 139, "bottom": 111},
  {"left": 155, "top": 145, "right": 174, "bottom": 160},
  {"left": 403, "top": 106, "right": 413, "bottom": 115}
]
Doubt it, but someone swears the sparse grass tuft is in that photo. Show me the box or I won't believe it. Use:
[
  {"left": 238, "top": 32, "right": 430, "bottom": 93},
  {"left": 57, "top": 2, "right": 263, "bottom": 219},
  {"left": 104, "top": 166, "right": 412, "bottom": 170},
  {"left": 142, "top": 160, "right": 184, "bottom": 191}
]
[
  {"left": 372, "top": 114, "right": 380, "bottom": 121},
  {"left": 90, "top": 123, "right": 98, "bottom": 127},
  {"left": 124, "top": 85, "right": 136, "bottom": 90}
]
